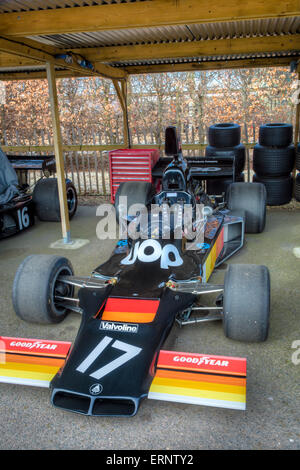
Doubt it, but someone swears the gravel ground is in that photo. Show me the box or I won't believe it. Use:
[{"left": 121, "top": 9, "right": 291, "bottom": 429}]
[{"left": 0, "top": 205, "right": 299, "bottom": 450}]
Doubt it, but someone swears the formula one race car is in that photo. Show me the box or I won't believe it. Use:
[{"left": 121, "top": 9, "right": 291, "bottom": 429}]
[
  {"left": 0, "top": 127, "right": 270, "bottom": 417},
  {"left": 0, "top": 148, "right": 77, "bottom": 239}
]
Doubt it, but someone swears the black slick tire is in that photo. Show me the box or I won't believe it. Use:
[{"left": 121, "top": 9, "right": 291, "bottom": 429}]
[
  {"left": 12, "top": 255, "right": 74, "bottom": 324},
  {"left": 226, "top": 182, "right": 266, "bottom": 233},
  {"left": 223, "top": 264, "right": 270, "bottom": 342},
  {"left": 33, "top": 178, "right": 78, "bottom": 222}
]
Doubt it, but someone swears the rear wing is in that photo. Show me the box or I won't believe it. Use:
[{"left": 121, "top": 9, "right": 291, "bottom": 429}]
[
  {"left": 6, "top": 155, "right": 56, "bottom": 173},
  {"left": 0, "top": 336, "right": 246, "bottom": 410},
  {"left": 152, "top": 155, "right": 236, "bottom": 181}
]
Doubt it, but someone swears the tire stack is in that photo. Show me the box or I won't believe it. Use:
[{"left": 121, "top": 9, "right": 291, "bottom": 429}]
[
  {"left": 205, "top": 123, "right": 246, "bottom": 195},
  {"left": 295, "top": 143, "right": 300, "bottom": 202},
  {"left": 253, "top": 123, "right": 295, "bottom": 206}
]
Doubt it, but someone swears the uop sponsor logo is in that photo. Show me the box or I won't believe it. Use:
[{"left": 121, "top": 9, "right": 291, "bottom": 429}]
[
  {"left": 100, "top": 321, "right": 139, "bottom": 334},
  {"left": 173, "top": 355, "right": 229, "bottom": 367},
  {"left": 9, "top": 340, "right": 57, "bottom": 351}
]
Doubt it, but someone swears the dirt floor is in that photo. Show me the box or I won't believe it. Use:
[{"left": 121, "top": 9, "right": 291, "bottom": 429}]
[{"left": 0, "top": 204, "right": 299, "bottom": 450}]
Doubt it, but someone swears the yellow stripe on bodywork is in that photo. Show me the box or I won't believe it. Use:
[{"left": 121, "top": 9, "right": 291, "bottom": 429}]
[
  {"left": 152, "top": 376, "right": 245, "bottom": 395},
  {"left": 149, "top": 382, "right": 245, "bottom": 404},
  {"left": 205, "top": 242, "right": 217, "bottom": 281},
  {"left": 0, "top": 361, "right": 60, "bottom": 382}
]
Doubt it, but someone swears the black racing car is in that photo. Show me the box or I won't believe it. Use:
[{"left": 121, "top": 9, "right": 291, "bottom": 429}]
[
  {"left": 9, "top": 126, "right": 270, "bottom": 416},
  {"left": 0, "top": 148, "right": 77, "bottom": 239}
]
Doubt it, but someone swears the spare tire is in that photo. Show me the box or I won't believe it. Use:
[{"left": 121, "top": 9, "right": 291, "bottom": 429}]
[
  {"left": 206, "top": 173, "right": 244, "bottom": 196},
  {"left": 253, "top": 144, "right": 295, "bottom": 177},
  {"left": 205, "top": 143, "right": 246, "bottom": 173},
  {"left": 296, "top": 143, "right": 300, "bottom": 171},
  {"left": 253, "top": 174, "right": 293, "bottom": 206},
  {"left": 259, "top": 123, "right": 293, "bottom": 147},
  {"left": 295, "top": 173, "right": 300, "bottom": 202},
  {"left": 208, "top": 123, "right": 241, "bottom": 148}
]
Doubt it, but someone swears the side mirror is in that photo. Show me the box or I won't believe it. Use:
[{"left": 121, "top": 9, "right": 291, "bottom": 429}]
[{"left": 165, "top": 126, "right": 181, "bottom": 157}]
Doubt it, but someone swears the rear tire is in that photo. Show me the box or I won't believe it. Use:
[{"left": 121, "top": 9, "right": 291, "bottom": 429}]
[
  {"left": 226, "top": 182, "right": 266, "bottom": 233},
  {"left": 223, "top": 264, "right": 270, "bottom": 342},
  {"left": 114, "top": 181, "right": 154, "bottom": 224},
  {"left": 33, "top": 178, "right": 78, "bottom": 222},
  {"left": 12, "top": 255, "right": 74, "bottom": 324}
]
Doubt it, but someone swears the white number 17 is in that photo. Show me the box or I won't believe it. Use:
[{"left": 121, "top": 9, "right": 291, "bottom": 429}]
[{"left": 76, "top": 336, "right": 142, "bottom": 380}]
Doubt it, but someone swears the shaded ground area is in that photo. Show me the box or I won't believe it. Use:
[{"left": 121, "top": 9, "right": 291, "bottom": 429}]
[{"left": 0, "top": 206, "right": 299, "bottom": 450}]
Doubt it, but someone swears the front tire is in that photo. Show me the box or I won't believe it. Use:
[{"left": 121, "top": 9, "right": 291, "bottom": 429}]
[
  {"left": 12, "top": 255, "right": 74, "bottom": 324},
  {"left": 223, "top": 264, "right": 270, "bottom": 342}
]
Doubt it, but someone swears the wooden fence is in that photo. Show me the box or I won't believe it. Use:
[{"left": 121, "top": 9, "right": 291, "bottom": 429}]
[{"left": 1, "top": 127, "right": 255, "bottom": 196}]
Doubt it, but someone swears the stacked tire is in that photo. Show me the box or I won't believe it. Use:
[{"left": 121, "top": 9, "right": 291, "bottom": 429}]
[
  {"left": 253, "top": 123, "right": 295, "bottom": 206},
  {"left": 205, "top": 123, "right": 246, "bottom": 195},
  {"left": 295, "top": 143, "right": 300, "bottom": 202}
]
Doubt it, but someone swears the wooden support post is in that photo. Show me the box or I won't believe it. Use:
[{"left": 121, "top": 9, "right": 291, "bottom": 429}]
[
  {"left": 113, "top": 79, "right": 130, "bottom": 148},
  {"left": 295, "top": 71, "right": 300, "bottom": 146},
  {"left": 292, "top": 70, "right": 300, "bottom": 181},
  {"left": 46, "top": 62, "right": 71, "bottom": 243}
]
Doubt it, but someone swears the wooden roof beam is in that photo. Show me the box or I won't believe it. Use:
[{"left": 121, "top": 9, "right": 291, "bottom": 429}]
[
  {"left": 0, "top": 36, "right": 127, "bottom": 79},
  {"left": 0, "top": 0, "right": 299, "bottom": 36},
  {"left": 1, "top": 57, "right": 298, "bottom": 81},
  {"left": 69, "top": 34, "right": 300, "bottom": 63},
  {"left": 123, "top": 57, "right": 300, "bottom": 74}
]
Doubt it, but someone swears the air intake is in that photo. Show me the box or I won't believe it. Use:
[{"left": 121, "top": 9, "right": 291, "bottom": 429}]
[{"left": 51, "top": 389, "right": 137, "bottom": 416}]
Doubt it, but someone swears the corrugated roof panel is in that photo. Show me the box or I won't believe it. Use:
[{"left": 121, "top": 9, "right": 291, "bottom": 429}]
[
  {"left": 187, "top": 17, "right": 300, "bottom": 40},
  {"left": 110, "top": 50, "right": 300, "bottom": 67},
  {"left": 25, "top": 17, "right": 300, "bottom": 49}
]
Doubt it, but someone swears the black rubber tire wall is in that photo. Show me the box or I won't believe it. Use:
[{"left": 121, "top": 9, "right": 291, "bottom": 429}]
[
  {"left": 296, "top": 143, "right": 300, "bottom": 171},
  {"left": 205, "top": 143, "right": 246, "bottom": 173},
  {"left": 259, "top": 123, "right": 293, "bottom": 147},
  {"left": 253, "top": 174, "right": 293, "bottom": 206},
  {"left": 295, "top": 173, "right": 300, "bottom": 202},
  {"left": 253, "top": 144, "right": 295, "bottom": 177},
  {"left": 208, "top": 123, "right": 241, "bottom": 148}
]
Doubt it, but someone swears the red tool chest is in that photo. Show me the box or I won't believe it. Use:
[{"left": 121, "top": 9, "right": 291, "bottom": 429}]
[{"left": 109, "top": 148, "right": 160, "bottom": 203}]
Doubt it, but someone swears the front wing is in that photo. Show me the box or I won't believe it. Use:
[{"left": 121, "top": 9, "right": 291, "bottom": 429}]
[{"left": 0, "top": 336, "right": 246, "bottom": 412}]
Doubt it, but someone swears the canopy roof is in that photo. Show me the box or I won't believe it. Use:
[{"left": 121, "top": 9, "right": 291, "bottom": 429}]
[{"left": 0, "top": 0, "right": 299, "bottom": 79}]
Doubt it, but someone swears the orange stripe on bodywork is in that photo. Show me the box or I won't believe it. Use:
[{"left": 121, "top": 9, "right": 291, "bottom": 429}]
[
  {"left": 216, "top": 227, "right": 224, "bottom": 258},
  {"left": 155, "top": 368, "right": 246, "bottom": 387},
  {"left": 101, "top": 298, "right": 159, "bottom": 323},
  {"left": 2, "top": 353, "right": 66, "bottom": 368}
]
